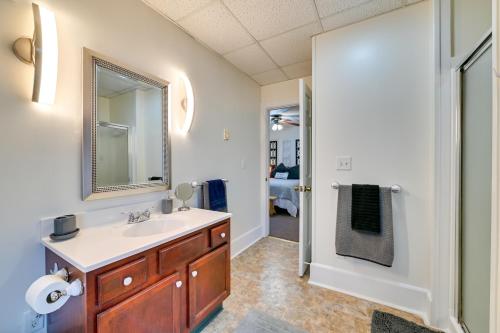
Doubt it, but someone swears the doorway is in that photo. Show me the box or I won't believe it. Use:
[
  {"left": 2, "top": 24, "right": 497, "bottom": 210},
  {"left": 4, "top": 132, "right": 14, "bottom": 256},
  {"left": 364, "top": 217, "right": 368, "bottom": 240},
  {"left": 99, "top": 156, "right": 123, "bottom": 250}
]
[
  {"left": 265, "top": 79, "right": 312, "bottom": 277},
  {"left": 268, "top": 104, "right": 300, "bottom": 242},
  {"left": 457, "top": 34, "right": 492, "bottom": 333}
]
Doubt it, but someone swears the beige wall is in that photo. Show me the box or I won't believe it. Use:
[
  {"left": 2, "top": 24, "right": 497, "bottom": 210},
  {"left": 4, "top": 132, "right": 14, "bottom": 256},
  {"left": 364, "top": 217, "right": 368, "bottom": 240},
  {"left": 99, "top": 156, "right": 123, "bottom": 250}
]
[
  {"left": 261, "top": 77, "right": 312, "bottom": 110},
  {"left": 0, "top": 0, "right": 261, "bottom": 331},
  {"left": 452, "top": 0, "right": 491, "bottom": 57}
]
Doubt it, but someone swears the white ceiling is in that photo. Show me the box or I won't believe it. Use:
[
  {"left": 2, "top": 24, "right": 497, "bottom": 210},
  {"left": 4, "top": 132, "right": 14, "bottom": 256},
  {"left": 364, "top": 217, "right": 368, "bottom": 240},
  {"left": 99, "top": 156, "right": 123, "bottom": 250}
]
[{"left": 142, "top": 0, "right": 423, "bottom": 86}]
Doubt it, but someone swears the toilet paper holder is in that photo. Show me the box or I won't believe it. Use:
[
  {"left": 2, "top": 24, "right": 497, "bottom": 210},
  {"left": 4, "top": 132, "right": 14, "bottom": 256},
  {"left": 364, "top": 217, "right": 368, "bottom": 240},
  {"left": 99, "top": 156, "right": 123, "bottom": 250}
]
[
  {"left": 26, "top": 263, "right": 84, "bottom": 314},
  {"left": 47, "top": 263, "right": 84, "bottom": 302}
]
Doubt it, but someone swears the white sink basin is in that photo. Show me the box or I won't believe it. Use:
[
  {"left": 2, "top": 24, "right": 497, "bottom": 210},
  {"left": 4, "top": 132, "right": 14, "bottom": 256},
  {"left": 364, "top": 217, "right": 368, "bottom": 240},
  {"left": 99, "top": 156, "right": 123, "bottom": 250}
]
[{"left": 123, "top": 217, "right": 187, "bottom": 237}]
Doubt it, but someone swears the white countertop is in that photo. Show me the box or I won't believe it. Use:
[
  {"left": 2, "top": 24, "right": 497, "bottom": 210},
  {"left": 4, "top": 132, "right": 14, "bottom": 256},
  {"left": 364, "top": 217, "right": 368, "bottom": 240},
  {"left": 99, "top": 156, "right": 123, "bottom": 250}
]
[{"left": 42, "top": 208, "right": 231, "bottom": 273}]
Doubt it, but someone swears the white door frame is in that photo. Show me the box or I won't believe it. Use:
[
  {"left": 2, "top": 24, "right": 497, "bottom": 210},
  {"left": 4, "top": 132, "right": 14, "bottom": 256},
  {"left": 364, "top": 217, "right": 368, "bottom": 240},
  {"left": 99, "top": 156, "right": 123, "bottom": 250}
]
[
  {"left": 450, "top": 31, "right": 496, "bottom": 333},
  {"left": 492, "top": 1, "right": 500, "bottom": 330}
]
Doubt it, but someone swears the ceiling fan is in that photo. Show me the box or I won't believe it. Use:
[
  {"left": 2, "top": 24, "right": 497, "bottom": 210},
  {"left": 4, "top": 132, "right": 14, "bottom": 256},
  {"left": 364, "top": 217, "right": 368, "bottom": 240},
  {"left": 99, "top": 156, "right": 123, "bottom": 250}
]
[
  {"left": 270, "top": 109, "right": 299, "bottom": 131},
  {"left": 270, "top": 115, "right": 283, "bottom": 131}
]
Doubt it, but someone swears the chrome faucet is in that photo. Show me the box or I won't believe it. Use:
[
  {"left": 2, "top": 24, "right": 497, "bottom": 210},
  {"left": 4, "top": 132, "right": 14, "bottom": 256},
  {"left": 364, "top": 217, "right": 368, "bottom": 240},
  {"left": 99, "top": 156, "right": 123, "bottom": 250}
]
[{"left": 127, "top": 209, "right": 151, "bottom": 224}]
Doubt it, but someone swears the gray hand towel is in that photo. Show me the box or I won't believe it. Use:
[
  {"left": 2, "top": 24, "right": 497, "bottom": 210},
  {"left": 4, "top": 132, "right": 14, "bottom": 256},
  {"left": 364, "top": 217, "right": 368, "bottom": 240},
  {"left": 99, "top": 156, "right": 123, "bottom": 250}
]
[{"left": 335, "top": 185, "right": 394, "bottom": 267}]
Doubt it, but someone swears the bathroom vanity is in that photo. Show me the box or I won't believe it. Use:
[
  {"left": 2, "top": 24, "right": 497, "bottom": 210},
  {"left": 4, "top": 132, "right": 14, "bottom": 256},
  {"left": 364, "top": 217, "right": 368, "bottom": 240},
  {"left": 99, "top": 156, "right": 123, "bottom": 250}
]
[{"left": 41, "top": 209, "right": 231, "bottom": 333}]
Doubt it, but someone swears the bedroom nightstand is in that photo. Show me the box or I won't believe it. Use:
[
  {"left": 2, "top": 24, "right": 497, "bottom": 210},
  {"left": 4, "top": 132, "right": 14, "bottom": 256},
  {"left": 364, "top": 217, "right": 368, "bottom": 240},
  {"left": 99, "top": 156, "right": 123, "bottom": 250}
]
[{"left": 269, "top": 195, "right": 277, "bottom": 216}]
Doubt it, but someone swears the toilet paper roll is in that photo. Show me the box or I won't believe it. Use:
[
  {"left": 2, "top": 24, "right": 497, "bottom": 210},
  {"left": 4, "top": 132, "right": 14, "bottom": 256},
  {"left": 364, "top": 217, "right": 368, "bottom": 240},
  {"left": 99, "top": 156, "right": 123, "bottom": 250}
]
[{"left": 25, "top": 275, "right": 70, "bottom": 314}]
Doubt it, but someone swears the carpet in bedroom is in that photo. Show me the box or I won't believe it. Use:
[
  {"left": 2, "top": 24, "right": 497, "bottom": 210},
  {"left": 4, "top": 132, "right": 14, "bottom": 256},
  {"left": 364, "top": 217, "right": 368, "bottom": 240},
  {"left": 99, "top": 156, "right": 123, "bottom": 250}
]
[{"left": 269, "top": 210, "right": 299, "bottom": 242}]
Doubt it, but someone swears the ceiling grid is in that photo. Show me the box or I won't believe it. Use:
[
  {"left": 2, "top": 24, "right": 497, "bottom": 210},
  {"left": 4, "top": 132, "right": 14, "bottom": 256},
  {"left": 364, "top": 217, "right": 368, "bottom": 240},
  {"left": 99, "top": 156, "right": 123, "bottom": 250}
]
[{"left": 142, "top": 0, "right": 424, "bottom": 85}]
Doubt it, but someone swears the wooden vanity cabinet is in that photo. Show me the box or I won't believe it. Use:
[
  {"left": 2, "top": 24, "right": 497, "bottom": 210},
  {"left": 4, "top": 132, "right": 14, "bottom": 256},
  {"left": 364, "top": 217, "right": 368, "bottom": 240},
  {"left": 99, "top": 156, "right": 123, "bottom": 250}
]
[
  {"left": 188, "top": 244, "right": 230, "bottom": 328},
  {"left": 45, "top": 219, "right": 230, "bottom": 333},
  {"left": 97, "top": 272, "right": 181, "bottom": 333}
]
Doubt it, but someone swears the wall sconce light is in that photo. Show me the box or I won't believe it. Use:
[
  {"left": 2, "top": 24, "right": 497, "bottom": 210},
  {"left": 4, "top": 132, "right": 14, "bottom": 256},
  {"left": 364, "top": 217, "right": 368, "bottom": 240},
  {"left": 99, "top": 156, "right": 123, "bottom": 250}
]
[
  {"left": 178, "top": 73, "right": 194, "bottom": 135},
  {"left": 12, "top": 3, "right": 58, "bottom": 105}
]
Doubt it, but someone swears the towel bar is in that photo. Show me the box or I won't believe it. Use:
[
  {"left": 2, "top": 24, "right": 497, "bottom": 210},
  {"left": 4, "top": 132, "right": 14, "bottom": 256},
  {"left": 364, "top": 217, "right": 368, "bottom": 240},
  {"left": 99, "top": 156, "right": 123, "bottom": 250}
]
[
  {"left": 331, "top": 181, "right": 401, "bottom": 193},
  {"left": 191, "top": 179, "right": 228, "bottom": 188}
]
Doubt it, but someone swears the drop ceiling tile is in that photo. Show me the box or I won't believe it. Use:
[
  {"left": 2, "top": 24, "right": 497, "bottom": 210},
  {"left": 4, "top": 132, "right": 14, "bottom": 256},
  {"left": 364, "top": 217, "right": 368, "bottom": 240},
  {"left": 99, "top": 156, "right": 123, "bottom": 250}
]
[
  {"left": 178, "top": 1, "right": 254, "bottom": 54},
  {"left": 156, "top": 0, "right": 215, "bottom": 21},
  {"left": 223, "top": 0, "right": 318, "bottom": 40},
  {"left": 142, "top": 0, "right": 169, "bottom": 15},
  {"left": 282, "top": 60, "right": 312, "bottom": 79},
  {"left": 252, "top": 69, "right": 288, "bottom": 85},
  {"left": 260, "top": 22, "right": 322, "bottom": 66},
  {"left": 315, "top": 0, "right": 373, "bottom": 18},
  {"left": 224, "top": 44, "right": 277, "bottom": 75},
  {"left": 321, "top": 0, "right": 409, "bottom": 31}
]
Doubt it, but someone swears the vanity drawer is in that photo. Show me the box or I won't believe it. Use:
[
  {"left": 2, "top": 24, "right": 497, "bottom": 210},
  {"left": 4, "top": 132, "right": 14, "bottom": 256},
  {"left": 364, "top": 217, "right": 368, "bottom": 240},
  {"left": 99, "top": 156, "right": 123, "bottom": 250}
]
[
  {"left": 97, "top": 257, "right": 148, "bottom": 306},
  {"left": 159, "top": 233, "right": 206, "bottom": 276},
  {"left": 210, "top": 222, "right": 229, "bottom": 248}
]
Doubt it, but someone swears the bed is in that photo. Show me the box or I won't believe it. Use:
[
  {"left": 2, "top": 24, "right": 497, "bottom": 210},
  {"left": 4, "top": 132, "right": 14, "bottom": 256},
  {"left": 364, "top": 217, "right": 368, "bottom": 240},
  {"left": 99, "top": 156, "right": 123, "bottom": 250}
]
[{"left": 269, "top": 178, "right": 300, "bottom": 217}]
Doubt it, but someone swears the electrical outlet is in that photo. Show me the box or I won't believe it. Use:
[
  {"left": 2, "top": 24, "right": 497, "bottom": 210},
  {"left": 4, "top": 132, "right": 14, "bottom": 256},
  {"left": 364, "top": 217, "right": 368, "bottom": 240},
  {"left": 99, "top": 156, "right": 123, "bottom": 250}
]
[
  {"left": 336, "top": 156, "right": 352, "bottom": 170},
  {"left": 24, "top": 310, "right": 44, "bottom": 332}
]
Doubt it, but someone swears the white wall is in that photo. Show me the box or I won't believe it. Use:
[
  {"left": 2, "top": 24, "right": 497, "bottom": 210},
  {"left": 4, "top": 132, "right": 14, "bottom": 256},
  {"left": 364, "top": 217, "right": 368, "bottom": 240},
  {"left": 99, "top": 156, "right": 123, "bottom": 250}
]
[
  {"left": 0, "top": 0, "right": 261, "bottom": 331},
  {"left": 311, "top": 1, "right": 434, "bottom": 322},
  {"left": 269, "top": 125, "right": 299, "bottom": 167},
  {"left": 142, "top": 89, "right": 163, "bottom": 179},
  {"left": 452, "top": 0, "right": 491, "bottom": 57}
]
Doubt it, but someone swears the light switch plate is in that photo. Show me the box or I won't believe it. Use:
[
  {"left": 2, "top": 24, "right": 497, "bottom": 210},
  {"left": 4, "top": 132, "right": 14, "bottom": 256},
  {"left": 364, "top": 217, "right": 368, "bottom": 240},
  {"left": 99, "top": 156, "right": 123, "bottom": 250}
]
[{"left": 336, "top": 156, "right": 352, "bottom": 170}]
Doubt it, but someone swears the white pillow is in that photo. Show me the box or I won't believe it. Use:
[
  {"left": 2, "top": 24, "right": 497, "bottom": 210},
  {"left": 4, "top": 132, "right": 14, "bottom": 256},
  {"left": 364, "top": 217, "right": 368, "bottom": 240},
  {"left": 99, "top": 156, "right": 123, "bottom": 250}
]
[{"left": 274, "top": 172, "right": 289, "bottom": 179}]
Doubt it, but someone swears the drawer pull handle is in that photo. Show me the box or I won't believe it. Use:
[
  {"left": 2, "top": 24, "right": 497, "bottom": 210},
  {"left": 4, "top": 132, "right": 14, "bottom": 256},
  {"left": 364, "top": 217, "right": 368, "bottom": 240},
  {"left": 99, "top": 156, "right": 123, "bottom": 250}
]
[
  {"left": 176, "top": 281, "right": 182, "bottom": 288},
  {"left": 220, "top": 232, "right": 226, "bottom": 239},
  {"left": 192, "top": 271, "right": 198, "bottom": 278},
  {"left": 123, "top": 276, "right": 133, "bottom": 286}
]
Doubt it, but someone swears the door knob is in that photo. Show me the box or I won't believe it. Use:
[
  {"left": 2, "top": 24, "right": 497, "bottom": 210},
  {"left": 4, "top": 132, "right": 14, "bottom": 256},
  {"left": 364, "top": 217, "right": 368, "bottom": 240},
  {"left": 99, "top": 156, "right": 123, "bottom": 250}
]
[
  {"left": 192, "top": 271, "right": 198, "bottom": 278},
  {"left": 304, "top": 186, "right": 312, "bottom": 192}
]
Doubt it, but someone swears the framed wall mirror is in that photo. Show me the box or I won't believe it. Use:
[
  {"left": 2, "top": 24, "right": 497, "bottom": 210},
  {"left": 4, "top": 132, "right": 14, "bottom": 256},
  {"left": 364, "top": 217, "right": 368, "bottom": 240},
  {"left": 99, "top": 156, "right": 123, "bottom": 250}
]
[{"left": 83, "top": 48, "right": 170, "bottom": 200}]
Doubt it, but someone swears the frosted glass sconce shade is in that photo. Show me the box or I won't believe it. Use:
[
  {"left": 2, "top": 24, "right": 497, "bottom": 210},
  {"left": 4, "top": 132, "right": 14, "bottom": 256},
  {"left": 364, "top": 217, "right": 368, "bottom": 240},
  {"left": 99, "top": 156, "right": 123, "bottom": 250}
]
[
  {"left": 178, "top": 73, "right": 194, "bottom": 134},
  {"left": 12, "top": 4, "right": 58, "bottom": 105}
]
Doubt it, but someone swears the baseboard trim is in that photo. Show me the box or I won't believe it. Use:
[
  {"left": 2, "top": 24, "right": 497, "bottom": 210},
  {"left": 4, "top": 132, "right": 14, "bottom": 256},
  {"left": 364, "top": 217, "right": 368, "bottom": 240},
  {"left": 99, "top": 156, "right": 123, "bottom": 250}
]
[
  {"left": 309, "top": 263, "right": 432, "bottom": 325},
  {"left": 231, "top": 225, "right": 263, "bottom": 259}
]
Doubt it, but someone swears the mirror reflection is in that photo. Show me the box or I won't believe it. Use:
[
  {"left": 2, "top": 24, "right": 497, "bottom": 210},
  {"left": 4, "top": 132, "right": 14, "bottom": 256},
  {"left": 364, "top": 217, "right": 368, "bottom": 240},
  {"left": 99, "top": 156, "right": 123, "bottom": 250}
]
[{"left": 95, "top": 65, "right": 163, "bottom": 187}]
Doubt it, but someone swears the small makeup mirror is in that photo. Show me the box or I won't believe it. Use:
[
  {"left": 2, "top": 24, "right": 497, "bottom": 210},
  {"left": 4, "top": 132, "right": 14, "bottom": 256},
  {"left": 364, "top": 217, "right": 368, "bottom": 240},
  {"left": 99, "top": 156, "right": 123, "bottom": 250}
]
[{"left": 175, "top": 183, "right": 194, "bottom": 211}]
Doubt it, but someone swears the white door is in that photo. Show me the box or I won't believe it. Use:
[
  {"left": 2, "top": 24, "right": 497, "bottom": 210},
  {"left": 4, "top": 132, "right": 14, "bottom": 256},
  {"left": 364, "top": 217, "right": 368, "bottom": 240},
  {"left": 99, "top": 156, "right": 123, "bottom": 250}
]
[{"left": 298, "top": 79, "right": 312, "bottom": 277}]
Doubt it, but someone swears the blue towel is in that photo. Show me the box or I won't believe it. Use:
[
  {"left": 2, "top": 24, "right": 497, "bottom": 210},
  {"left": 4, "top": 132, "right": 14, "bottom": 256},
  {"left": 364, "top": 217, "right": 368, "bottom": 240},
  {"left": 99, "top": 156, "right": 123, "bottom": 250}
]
[{"left": 207, "top": 179, "right": 227, "bottom": 212}]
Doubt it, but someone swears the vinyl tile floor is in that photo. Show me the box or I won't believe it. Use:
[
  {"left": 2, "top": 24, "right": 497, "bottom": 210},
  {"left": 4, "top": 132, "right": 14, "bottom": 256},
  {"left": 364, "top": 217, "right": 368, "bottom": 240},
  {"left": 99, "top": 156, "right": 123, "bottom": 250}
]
[{"left": 201, "top": 237, "right": 425, "bottom": 333}]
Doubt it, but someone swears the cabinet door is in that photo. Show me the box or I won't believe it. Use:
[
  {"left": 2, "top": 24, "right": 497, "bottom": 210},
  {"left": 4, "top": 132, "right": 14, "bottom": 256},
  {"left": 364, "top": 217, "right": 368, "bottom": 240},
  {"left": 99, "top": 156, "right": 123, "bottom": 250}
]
[
  {"left": 97, "top": 272, "right": 182, "bottom": 333},
  {"left": 188, "top": 244, "right": 230, "bottom": 328}
]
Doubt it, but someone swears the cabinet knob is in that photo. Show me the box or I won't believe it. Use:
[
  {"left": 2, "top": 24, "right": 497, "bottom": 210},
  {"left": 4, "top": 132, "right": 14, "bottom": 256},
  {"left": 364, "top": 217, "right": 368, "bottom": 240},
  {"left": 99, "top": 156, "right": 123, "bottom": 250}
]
[
  {"left": 191, "top": 271, "right": 198, "bottom": 278},
  {"left": 220, "top": 232, "right": 226, "bottom": 239},
  {"left": 175, "top": 281, "right": 182, "bottom": 288},
  {"left": 123, "top": 276, "right": 133, "bottom": 286}
]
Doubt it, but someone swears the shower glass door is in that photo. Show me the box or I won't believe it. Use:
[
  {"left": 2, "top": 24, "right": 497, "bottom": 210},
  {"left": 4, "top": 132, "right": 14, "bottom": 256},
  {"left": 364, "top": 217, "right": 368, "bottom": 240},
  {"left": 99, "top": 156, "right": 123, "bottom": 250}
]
[
  {"left": 96, "top": 123, "right": 130, "bottom": 187},
  {"left": 459, "top": 35, "right": 492, "bottom": 333}
]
